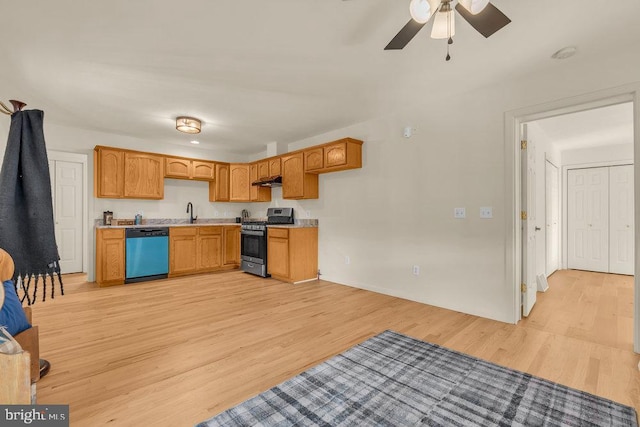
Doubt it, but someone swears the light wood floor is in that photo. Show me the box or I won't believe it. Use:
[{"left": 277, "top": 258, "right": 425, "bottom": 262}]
[{"left": 30, "top": 269, "right": 639, "bottom": 426}]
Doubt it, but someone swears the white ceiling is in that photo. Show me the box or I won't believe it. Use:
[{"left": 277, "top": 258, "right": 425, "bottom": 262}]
[
  {"left": 533, "top": 103, "right": 634, "bottom": 152},
  {"left": 1, "top": 1, "right": 640, "bottom": 156}
]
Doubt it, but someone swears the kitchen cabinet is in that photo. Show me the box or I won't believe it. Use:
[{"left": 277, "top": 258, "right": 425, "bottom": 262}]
[
  {"left": 210, "top": 163, "right": 230, "bottom": 202},
  {"left": 303, "top": 148, "right": 324, "bottom": 172},
  {"left": 257, "top": 161, "right": 270, "bottom": 179},
  {"left": 303, "top": 138, "right": 363, "bottom": 174},
  {"left": 196, "top": 227, "right": 223, "bottom": 271},
  {"left": 267, "top": 227, "right": 318, "bottom": 283},
  {"left": 269, "top": 157, "right": 281, "bottom": 176},
  {"left": 169, "top": 228, "right": 198, "bottom": 275},
  {"left": 281, "top": 152, "right": 319, "bottom": 199},
  {"left": 124, "top": 152, "right": 164, "bottom": 199},
  {"left": 223, "top": 226, "right": 241, "bottom": 266},
  {"left": 165, "top": 157, "right": 215, "bottom": 181},
  {"left": 229, "top": 164, "right": 250, "bottom": 202},
  {"left": 94, "top": 147, "right": 125, "bottom": 198},
  {"left": 96, "top": 228, "right": 125, "bottom": 286},
  {"left": 165, "top": 157, "right": 191, "bottom": 179},
  {"left": 250, "top": 163, "right": 271, "bottom": 202}
]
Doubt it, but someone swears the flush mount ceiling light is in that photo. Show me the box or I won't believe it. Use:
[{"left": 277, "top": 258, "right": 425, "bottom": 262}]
[
  {"left": 385, "top": 0, "right": 511, "bottom": 61},
  {"left": 190, "top": 140, "right": 200, "bottom": 145},
  {"left": 176, "top": 116, "right": 201, "bottom": 134}
]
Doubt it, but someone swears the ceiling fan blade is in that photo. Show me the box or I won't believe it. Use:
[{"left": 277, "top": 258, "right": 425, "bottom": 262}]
[
  {"left": 384, "top": 20, "right": 427, "bottom": 50},
  {"left": 454, "top": 2, "right": 511, "bottom": 38}
]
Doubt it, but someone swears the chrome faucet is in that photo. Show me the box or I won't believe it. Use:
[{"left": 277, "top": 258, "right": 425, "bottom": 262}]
[{"left": 186, "top": 202, "right": 197, "bottom": 224}]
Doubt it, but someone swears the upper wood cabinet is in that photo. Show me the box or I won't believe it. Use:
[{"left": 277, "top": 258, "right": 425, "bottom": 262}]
[
  {"left": 269, "top": 158, "right": 281, "bottom": 176},
  {"left": 165, "top": 157, "right": 215, "bottom": 181},
  {"left": 95, "top": 147, "right": 125, "bottom": 198},
  {"left": 281, "top": 153, "right": 319, "bottom": 200},
  {"left": 210, "top": 163, "right": 230, "bottom": 202},
  {"left": 165, "top": 157, "right": 191, "bottom": 179},
  {"left": 229, "top": 164, "right": 250, "bottom": 202},
  {"left": 123, "top": 152, "right": 164, "bottom": 199},
  {"left": 192, "top": 161, "right": 215, "bottom": 180},
  {"left": 257, "top": 161, "right": 270, "bottom": 179},
  {"left": 303, "top": 138, "right": 363, "bottom": 174},
  {"left": 95, "top": 228, "right": 125, "bottom": 286},
  {"left": 250, "top": 163, "right": 271, "bottom": 202}
]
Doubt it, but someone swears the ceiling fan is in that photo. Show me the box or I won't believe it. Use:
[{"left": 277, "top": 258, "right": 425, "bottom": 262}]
[{"left": 385, "top": 0, "right": 511, "bottom": 60}]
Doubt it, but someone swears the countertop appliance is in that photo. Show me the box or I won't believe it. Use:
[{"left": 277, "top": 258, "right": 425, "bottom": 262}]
[
  {"left": 241, "top": 208, "right": 294, "bottom": 277},
  {"left": 125, "top": 228, "right": 169, "bottom": 284}
]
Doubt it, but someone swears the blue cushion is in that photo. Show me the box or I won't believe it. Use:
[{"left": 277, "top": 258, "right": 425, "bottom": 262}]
[{"left": 0, "top": 280, "right": 31, "bottom": 336}]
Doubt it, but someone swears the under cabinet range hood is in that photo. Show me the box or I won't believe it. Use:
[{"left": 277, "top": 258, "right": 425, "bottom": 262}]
[{"left": 252, "top": 175, "right": 282, "bottom": 187}]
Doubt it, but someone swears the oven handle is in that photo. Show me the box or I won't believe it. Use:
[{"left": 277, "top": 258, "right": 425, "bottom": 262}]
[{"left": 241, "top": 230, "right": 265, "bottom": 236}]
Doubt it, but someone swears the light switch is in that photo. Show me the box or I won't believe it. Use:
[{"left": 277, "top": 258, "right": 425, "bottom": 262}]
[
  {"left": 454, "top": 207, "right": 466, "bottom": 219},
  {"left": 480, "top": 207, "right": 493, "bottom": 219}
]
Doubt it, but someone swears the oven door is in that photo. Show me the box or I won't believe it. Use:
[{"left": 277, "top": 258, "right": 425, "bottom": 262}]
[{"left": 241, "top": 229, "right": 267, "bottom": 264}]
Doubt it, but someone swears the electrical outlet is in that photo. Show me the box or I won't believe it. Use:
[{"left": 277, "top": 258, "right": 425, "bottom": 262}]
[
  {"left": 480, "top": 207, "right": 493, "bottom": 219},
  {"left": 345, "top": 256, "right": 350, "bottom": 265},
  {"left": 454, "top": 207, "right": 466, "bottom": 219},
  {"left": 412, "top": 265, "right": 420, "bottom": 276},
  {"left": 306, "top": 210, "right": 311, "bottom": 218}
]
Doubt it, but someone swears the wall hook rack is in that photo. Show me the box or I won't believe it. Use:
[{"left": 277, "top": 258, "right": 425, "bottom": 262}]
[{"left": 0, "top": 100, "right": 27, "bottom": 115}]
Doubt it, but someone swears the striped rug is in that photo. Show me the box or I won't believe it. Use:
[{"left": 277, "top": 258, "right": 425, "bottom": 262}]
[{"left": 197, "top": 330, "right": 638, "bottom": 426}]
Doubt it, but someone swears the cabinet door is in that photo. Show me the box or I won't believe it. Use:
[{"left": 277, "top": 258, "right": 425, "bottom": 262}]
[
  {"left": 324, "top": 142, "right": 348, "bottom": 168},
  {"left": 269, "top": 158, "right": 281, "bottom": 176},
  {"left": 165, "top": 157, "right": 192, "bottom": 179},
  {"left": 211, "top": 163, "right": 230, "bottom": 201},
  {"left": 268, "top": 236, "right": 289, "bottom": 278},
  {"left": 304, "top": 148, "right": 324, "bottom": 172},
  {"left": 192, "top": 161, "right": 215, "bottom": 181},
  {"left": 257, "top": 161, "right": 270, "bottom": 179},
  {"left": 223, "top": 226, "right": 241, "bottom": 265},
  {"left": 197, "top": 227, "right": 223, "bottom": 271},
  {"left": 250, "top": 163, "right": 271, "bottom": 202},
  {"left": 281, "top": 153, "right": 304, "bottom": 199},
  {"left": 95, "top": 148, "right": 124, "bottom": 198},
  {"left": 124, "top": 153, "right": 164, "bottom": 199},
  {"left": 170, "top": 229, "right": 197, "bottom": 274},
  {"left": 230, "top": 164, "right": 250, "bottom": 202},
  {"left": 96, "top": 229, "right": 125, "bottom": 285}
]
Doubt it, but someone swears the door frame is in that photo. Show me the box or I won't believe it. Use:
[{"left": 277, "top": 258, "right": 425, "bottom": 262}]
[
  {"left": 545, "top": 159, "right": 560, "bottom": 277},
  {"left": 48, "top": 151, "right": 89, "bottom": 274},
  {"left": 504, "top": 83, "right": 640, "bottom": 353}
]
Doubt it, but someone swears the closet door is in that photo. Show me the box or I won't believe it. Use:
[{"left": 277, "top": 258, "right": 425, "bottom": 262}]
[
  {"left": 609, "top": 165, "right": 634, "bottom": 275},
  {"left": 567, "top": 168, "right": 609, "bottom": 272}
]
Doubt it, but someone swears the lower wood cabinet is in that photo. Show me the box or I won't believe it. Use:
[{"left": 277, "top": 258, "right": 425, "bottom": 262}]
[
  {"left": 267, "top": 227, "right": 318, "bottom": 283},
  {"left": 169, "top": 225, "right": 240, "bottom": 277},
  {"left": 96, "top": 228, "right": 125, "bottom": 286}
]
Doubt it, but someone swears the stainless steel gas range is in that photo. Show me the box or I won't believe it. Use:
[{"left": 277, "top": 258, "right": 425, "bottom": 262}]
[{"left": 241, "top": 207, "right": 294, "bottom": 277}]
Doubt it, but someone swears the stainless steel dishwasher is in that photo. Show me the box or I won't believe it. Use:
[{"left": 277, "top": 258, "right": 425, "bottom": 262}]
[{"left": 125, "top": 228, "right": 169, "bottom": 283}]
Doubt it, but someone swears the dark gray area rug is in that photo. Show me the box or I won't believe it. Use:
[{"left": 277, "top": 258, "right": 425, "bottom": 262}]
[{"left": 197, "top": 330, "right": 638, "bottom": 426}]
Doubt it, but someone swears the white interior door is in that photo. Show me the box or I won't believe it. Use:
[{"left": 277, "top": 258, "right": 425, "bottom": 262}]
[
  {"left": 51, "top": 160, "right": 84, "bottom": 273},
  {"left": 609, "top": 165, "right": 634, "bottom": 275},
  {"left": 545, "top": 160, "right": 560, "bottom": 276},
  {"left": 521, "top": 126, "right": 537, "bottom": 317},
  {"left": 568, "top": 168, "right": 609, "bottom": 272}
]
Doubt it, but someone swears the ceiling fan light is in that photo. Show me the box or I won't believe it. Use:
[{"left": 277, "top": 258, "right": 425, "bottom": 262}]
[
  {"left": 431, "top": 10, "right": 455, "bottom": 39},
  {"left": 458, "top": 0, "right": 490, "bottom": 15},
  {"left": 409, "top": 0, "right": 431, "bottom": 24}
]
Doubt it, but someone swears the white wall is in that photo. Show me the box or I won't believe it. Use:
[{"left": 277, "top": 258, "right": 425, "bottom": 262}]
[{"left": 562, "top": 143, "right": 634, "bottom": 166}]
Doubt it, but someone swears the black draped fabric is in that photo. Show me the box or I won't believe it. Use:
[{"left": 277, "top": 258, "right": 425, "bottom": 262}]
[{"left": 0, "top": 110, "right": 63, "bottom": 304}]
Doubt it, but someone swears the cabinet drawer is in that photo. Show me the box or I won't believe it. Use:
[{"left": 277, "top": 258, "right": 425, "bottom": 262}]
[
  {"left": 100, "top": 228, "right": 125, "bottom": 239},
  {"left": 268, "top": 228, "right": 289, "bottom": 239},
  {"left": 170, "top": 227, "right": 197, "bottom": 236},
  {"left": 198, "top": 226, "right": 222, "bottom": 235}
]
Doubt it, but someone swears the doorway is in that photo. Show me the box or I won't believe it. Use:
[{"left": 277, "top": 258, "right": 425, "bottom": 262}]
[
  {"left": 48, "top": 151, "right": 88, "bottom": 274},
  {"left": 505, "top": 85, "right": 640, "bottom": 353}
]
